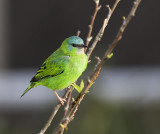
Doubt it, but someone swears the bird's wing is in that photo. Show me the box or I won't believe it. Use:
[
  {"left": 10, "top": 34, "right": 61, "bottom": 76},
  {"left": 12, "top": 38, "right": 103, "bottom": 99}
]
[{"left": 31, "top": 56, "right": 69, "bottom": 82}]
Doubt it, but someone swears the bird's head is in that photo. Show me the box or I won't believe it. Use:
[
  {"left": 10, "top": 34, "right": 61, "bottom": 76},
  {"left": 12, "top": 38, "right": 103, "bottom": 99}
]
[{"left": 61, "top": 36, "right": 87, "bottom": 55}]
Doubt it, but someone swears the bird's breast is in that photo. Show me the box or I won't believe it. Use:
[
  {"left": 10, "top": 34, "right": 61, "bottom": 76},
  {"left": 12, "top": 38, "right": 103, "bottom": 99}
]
[{"left": 67, "top": 55, "right": 87, "bottom": 74}]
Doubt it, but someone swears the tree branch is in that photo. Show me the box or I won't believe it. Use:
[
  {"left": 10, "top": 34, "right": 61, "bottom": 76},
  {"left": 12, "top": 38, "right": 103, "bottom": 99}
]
[
  {"left": 76, "top": 30, "right": 81, "bottom": 37},
  {"left": 38, "top": 0, "right": 141, "bottom": 133},
  {"left": 38, "top": 89, "right": 71, "bottom": 134},
  {"left": 105, "top": 0, "right": 141, "bottom": 57},
  {"left": 52, "top": 0, "right": 141, "bottom": 133},
  {"left": 87, "top": 0, "right": 120, "bottom": 59},
  {"left": 85, "top": 0, "right": 101, "bottom": 52}
]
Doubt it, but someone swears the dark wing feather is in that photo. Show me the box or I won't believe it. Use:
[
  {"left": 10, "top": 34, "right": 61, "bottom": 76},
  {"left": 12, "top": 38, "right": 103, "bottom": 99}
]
[{"left": 30, "top": 56, "right": 69, "bottom": 82}]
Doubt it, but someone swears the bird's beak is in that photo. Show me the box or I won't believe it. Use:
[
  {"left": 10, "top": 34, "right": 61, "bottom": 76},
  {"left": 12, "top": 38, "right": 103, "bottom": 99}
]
[{"left": 81, "top": 44, "right": 87, "bottom": 48}]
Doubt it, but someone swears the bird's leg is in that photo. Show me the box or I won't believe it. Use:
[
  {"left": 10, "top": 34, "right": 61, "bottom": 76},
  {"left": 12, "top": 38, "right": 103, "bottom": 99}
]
[
  {"left": 65, "top": 86, "right": 71, "bottom": 91},
  {"left": 53, "top": 91, "right": 66, "bottom": 105}
]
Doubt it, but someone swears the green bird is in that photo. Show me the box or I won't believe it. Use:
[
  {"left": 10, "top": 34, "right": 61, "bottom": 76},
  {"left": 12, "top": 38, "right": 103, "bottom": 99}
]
[{"left": 21, "top": 36, "right": 88, "bottom": 105}]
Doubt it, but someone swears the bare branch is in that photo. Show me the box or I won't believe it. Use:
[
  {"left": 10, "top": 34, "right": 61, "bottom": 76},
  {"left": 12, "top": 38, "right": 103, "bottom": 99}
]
[
  {"left": 38, "top": 0, "right": 141, "bottom": 133},
  {"left": 38, "top": 89, "right": 71, "bottom": 134},
  {"left": 85, "top": 0, "right": 101, "bottom": 52},
  {"left": 64, "top": 90, "right": 73, "bottom": 116},
  {"left": 94, "top": 56, "right": 101, "bottom": 70},
  {"left": 110, "top": 0, "right": 120, "bottom": 14},
  {"left": 87, "top": 0, "right": 120, "bottom": 58},
  {"left": 76, "top": 30, "right": 81, "bottom": 37},
  {"left": 60, "top": 128, "right": 64, "bottom": 134},
  {"left": 105, "top": 0, "right": 141, "bottom": 58},
  {"left": 52, "top": 0, "right": 141, "bottom": 133}
]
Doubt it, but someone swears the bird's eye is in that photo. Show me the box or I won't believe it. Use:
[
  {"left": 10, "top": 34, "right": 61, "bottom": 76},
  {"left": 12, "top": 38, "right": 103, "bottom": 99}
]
[{"left": 72, "top": 44, "right": 77, "bottom": 47}]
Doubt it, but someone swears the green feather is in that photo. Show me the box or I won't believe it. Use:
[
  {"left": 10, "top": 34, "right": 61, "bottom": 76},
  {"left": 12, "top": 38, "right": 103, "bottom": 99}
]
[
  {"left": 32, "top": 56, "right": 68, "bottom": 82},
  {"left": 21, "top": 83, "right": 38, "bottom": 97}
]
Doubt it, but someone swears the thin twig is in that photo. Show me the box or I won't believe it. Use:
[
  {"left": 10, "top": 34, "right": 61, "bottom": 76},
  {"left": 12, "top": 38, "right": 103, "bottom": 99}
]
[
  {"left": 105, "top": 0, "right": 141, "bottom": 57},
  {"left": 76, "top": 30, "right": 81, "bottom": 37},
  {"left": 64, "top": 89, "right": 73, "bottom": 116},
  {"left": 60, "top": 128, "right": 64, "bottom": 134},
  {"left": 53, "top": 0, "right": 141, "bottom": 133},
  {"left": 94, "top": 56, "right": 101, "bottom": 70},
  {"left": 87, "top": 0, "right": 120, "bottom": 59},
  {"left": 85, "top": 0, "right": 101, "bottom": 52}
]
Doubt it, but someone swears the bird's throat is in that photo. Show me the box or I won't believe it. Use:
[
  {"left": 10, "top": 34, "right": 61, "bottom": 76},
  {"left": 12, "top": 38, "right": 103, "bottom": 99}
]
[{"left": 76, "top": 48, "right": 85, "bottom": 55}]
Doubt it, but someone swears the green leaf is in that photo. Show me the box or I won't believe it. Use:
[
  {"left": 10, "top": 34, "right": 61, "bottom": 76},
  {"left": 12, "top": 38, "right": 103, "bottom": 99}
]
[
  {"left": 72, "top": 83, "right": 81, "bottom": 93},
  {"left": 60, "top": 124, "right": 64, "bottom": 128},
  {"left": 86, "top": 91, "right": 90, "bottom": 94},
  {"left": 72, "top": 97, "right": 75, "bottom": 102},
  {"left": 72, "top": 80, "right": 84, "bottom": 93},
  {"left": 107, "top": 53, "right": 113, "bottom": 59},
  {"left": 80, "top": 79, "right": 84, "bottom": 90}
]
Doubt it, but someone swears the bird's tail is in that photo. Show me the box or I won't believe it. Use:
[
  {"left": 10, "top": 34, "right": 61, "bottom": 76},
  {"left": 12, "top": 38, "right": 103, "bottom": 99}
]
[{"left": 21, "top": 83, "right": 38, "bottom": 98}]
